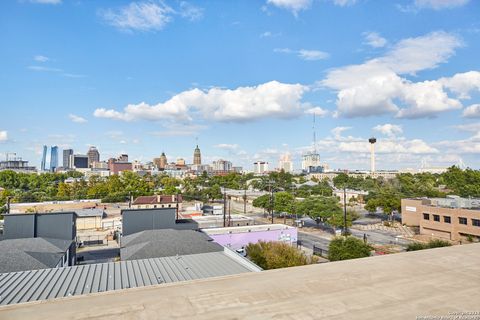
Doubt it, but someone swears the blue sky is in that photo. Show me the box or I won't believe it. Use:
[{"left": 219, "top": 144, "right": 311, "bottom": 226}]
[{"left": 1, "top": 0, "right": 480, "bottom": 171}]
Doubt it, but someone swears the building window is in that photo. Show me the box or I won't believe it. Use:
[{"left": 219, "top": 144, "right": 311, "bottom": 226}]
[
  {"left": 472, "top": 219, "right": 480, "bottom": 227},
  {"left": 459, "top": 217, "right": 468, "bottom": 225},
  {"left": 443, "top": 216, "right": 451, "bottom": 224},
  {"left": 423, "top": 213, "right": 430, "bottom": 220},
  {"left": 433, "top": 214, "right": 440, "bottom": 222}
]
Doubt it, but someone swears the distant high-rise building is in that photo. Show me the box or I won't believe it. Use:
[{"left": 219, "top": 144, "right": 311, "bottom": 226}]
[
  {"left": 87, "top": 146, "right": 100, "bottom": 167},
  {"left": 63, "top": 149, "right": 73, "bottom": 169},
  {"left": 41, "top": 145, "right": 47, "bottom": 171},
  {"left": 193, "top": 145, "right": 201, "bottom": 165},
  {"left": 212, "top": 159, "right": 232, "bottom": 172},
  {"left": 108, "top": 157, "right": 132, "bottom": 175},
  {"left": 50, "top": 146, "right": 58, "bottom": 172},
  {"left": 176, "top": 158, "right": 186, "bottom": 166},
  {"left": 159, "top": 152, "right": 167, "bottom": 169},
  {"left": 278, "top": 153, "right": 293, "bottom": 173},
  {"left": 301, "top": 152, "right": 321, "bottom": 172},
  {"left": 253, "top": 161, "right": 269, "bottom": 174},
  {"left": 71, "top": 154, "right": 88, "bottom": 169}
]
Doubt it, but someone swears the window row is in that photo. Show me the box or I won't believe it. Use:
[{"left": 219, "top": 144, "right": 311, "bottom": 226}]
[{"left": 423, "top": 213, "right": 480, "bottom": 227}]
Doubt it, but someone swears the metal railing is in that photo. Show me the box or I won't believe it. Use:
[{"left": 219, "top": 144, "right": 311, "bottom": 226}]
[{"left": 76, "top": 235, "right": 109, "bottom": 247}]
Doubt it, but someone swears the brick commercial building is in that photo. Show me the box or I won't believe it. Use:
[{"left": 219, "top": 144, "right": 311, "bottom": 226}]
[{"left": 402, "top": 196, "right": 480, "bottom": 241}]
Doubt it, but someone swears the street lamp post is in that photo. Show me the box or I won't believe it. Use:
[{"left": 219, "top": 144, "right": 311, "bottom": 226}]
[
  {"left": 343, "top": 185, "right": 348, "bottom": 236},
  {"left": 269, "top": 180, "right": 275, "bottom": 224},
  {"left": 243, "top": 177, "right": 247, "bottom": 215},
  {"left": 223, "top": 187, "right": 227, "bottom": 228},
  {"left": 6, "top": 196, "right": 11, "bottom": 214}
]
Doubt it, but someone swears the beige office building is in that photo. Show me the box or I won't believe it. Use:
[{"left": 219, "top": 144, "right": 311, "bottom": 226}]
[{"left": 402, "top": 196, "right": 480, "bottom": 241}]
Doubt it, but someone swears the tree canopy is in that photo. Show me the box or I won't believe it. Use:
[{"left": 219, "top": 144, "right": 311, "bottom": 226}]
[{"left": 328, "top": 236, "right": 372, "bottom": 261}]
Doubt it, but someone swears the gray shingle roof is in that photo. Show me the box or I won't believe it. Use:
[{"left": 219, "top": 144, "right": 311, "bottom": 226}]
[
  {"left": 0, "top": 238, "right": 72, "bottom": 273},
  {"left": 120, "top": 229, "right": 223, "bottom": 261},
  {"left": 0, "top": 250, "right": 261, "bottom": 306}
]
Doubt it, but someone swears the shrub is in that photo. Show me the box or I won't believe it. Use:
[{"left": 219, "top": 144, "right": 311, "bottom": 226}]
[
  {"left": 328, "top": 236, "right": 372, "bottom": 261},
  {"left": 407, "top": 239, "right": 451, "bottom": 251},
  {"left": 246, "top": 241, "right": 318, "bottom": 270}
]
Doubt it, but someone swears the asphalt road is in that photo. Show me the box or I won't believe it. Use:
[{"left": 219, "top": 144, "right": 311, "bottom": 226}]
[
  {"left": 300, "top": 217, "right": 412, "bottom": 247},
  {"left": 298, "top": 231, "right": 331, "bottom": 252}
]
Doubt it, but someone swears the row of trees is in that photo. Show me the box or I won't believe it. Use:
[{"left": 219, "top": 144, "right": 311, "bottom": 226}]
[
  {"left": 332, "top": 167, "right": 480, "bottom": 216},
  {"left": 252, "top": 192, "right": 358, "bottom": 229}
]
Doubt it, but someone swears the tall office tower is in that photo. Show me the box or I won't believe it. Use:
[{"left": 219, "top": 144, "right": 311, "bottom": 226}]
[
  {"left": 193, "top": 145, "right": 201, "bottom": 165},
  {"left": 41, "top": 145, "right": 47, "bottom": 171},
  {"left": 72, "top": 154, "right": 89, "bottom": 169},
  {"left": 50, "top": 146, "right": 58, "bottom": 172},
  {"left": 278, "top": 153, "right": 293, "bottom": 173},
  {"left": 253, "top": 161, "right": 269, "bottom": 174},
  {"left": 63, "top": 149, "right": 74, "bottom": 169},
  {"left": 87, "top": 146, "right": 100, "bottom": 167},
  {"left": 369, "top": 137, "right": 377, "bottom": 174},
  {"left": 212, "top": 159, "right": 232, "bottom": 172}
]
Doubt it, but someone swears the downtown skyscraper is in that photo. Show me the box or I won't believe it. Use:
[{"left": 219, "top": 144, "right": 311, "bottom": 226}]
[
  {"left": 40, "top": 145, "right": 47, "bottom": 171},
  {"left": 50, "top": 146, "right": 58, "bottom": 172}
]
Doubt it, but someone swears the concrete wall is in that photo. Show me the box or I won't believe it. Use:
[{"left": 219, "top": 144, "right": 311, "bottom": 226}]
[
  {"left": 207, "top": 228, "right": 298, "bottom": 250},
  {"left": 77, "top": 217, "right": 102, "bottom": 230}
]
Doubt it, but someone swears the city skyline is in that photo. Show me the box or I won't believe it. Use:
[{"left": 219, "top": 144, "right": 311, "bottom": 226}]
[{"left": 1, "top": 0, "right": 480, "bottom": 170}]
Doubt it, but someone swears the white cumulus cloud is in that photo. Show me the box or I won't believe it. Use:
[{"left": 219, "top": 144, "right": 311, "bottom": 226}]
[
  {"left": 0, "top": 131, "right": 7, "bottom": 142},
  {"left": 321, "top": 31, "right": 465, "bottom": 118},
  {"left": 413, "top": 0, "right": 470, "bottom": 10},
  {"left": 275, "top": 48, "right": 329, "bottom": 61},
  {"left": 266, "top": 0, "right": 312, "bottom": 15},
  {"left": 304, "top": 107, "right": 329, "bottom": 117},
  {"left": 463, "top": 104, "right": 480, "bottom": 118},
  {"left": 34, "top": 55, "right": 49, "bottom": 62},
  {"left": 373, "top": 124, "right": 403, "bottom": 137},
  {"left": 68, "top": 114, "right": 88, "bottom": 123},
  {"left": 363, "top": 32, "right": 387, "bottom": 48},
  {"left": 100, "top": 1, "right": 174, "bottom": 32},
  {"left": 95, "top": 81, "right": 310, "bottom": 123}
]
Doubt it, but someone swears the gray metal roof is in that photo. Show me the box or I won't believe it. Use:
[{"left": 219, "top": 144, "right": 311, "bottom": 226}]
[
  {"left": 0, "top": 238, "right": 72, "bottom": 273},
  {"left": 74, "top": 209, "right": 105, "bottom": 218},
  {"left": 121, "top": 229, "right": 223, "bottom": 261},
  {"left": 0, "top": 250, "right": 260, "bottom": 306}
]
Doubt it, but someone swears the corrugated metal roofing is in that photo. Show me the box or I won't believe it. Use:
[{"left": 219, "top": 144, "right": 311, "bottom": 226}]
[{"left": 0, "top": 250, "right": 260, "bottom": 306}]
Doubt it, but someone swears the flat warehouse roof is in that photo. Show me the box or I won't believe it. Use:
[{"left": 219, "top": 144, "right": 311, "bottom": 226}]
[
  {"left": 202, "top": 224, "right": 295, "bottom": 235},
  {"left": 1, "top": 243, "right": 479, "bottom": 319},
  {"left": 0, "top": 250, "right": 260, "bottom": 306}
]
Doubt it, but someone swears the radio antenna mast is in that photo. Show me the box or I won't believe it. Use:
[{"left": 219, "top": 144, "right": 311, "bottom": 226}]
[{"left": 312, "top": 113, "right": 317, "bottom": 154}]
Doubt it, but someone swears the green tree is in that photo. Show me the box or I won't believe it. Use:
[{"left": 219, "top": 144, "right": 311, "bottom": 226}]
[
  {"left": 252, "top": 194, "right": 273, "bottom": 212},
  {"left": 328, "top": 236, "right": 372, "bottom": 261},
  {"left": 273, "top": 191, "right": 295, "bottom": 214},
  {"left": 297, "top": 196, "right": 342, "bottom": 225}
]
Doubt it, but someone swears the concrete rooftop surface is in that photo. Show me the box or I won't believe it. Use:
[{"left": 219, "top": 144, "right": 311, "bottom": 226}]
[{"left": 1, "top": 243, "right": 480, "bottom": 320}]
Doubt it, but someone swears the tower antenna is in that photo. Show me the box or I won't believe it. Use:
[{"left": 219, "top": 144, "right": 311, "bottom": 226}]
[{"left": 312, "top": 113, "right": 317, "bottom": 154}]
